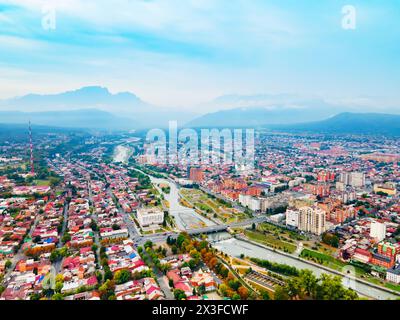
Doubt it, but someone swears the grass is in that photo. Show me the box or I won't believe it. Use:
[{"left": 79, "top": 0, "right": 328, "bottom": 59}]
[
  {"left": 181, "top": 188, "right": 247, "bottom": 223},
  {"left": 245, "top": 229, "right": 297, "bottom": 254},
  {"left": 384, "top": 282, "right": 400, "bottom": 292},
  {"left": 33, "top": 179, "right": 51, "bottom": 186},
  {"left": 259, "top": 222, "right": 307, "bottom": 241},
  {"left": 300, "top": 248, "right": 346, "bottom": 271}
]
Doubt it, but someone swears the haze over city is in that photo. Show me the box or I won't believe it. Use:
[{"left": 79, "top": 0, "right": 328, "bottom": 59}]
[
  {"left": 1, "top": 0, "right": 399, "bottom": 111},
  {"left": 1, "top": 0, "right": 400, "bottom": 311}
]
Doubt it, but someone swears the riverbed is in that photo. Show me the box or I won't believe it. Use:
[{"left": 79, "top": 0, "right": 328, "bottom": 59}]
[
  {"left": 208, "top": 233, "right": 400, "bottom": 300},
  {"left": 137, "top": 171, "right": 216, "bottom": 230}
]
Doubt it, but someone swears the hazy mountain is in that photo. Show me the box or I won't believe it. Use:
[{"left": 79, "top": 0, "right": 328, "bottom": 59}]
[
  {"left": 0, "top": 86, "right": 198, "bottom": 129},
  {"left": 273, "top": 112, "right": 400, "bottom": 135},
  {"left": 0, "top": 86, "right": 147, "bottom": 114},
  {"left": 187, "top": 105, "right": 342, "bottom": 128},
  {"left": 190, "top": 93, "right": 400, "bottom": 128},
  {"left": 0, "top": 109, "right": 138, "bottom": 130}
]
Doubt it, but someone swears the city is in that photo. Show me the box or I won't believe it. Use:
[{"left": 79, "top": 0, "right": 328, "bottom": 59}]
[
  {"left": 1, "top": 1, "right": 400, "bottom": 315},
  {"left": 1, "top": 127, "right": 400, "bottom": 301}
]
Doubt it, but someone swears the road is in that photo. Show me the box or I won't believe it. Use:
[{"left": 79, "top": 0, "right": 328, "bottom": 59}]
[{"left": 2, "top": 213, "right": 40, "bottom": 284}]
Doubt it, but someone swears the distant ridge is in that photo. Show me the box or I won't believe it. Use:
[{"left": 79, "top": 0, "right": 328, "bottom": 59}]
[
  {"left": 273, "top": 112, "right": 400, "bottom": 135},
  {"left": 0, "top": 86, "right": 197, "bottom": 129},
  {"left": 0, "top": 86, "right": 147, "bottom": 114},
  {"left": 187, "top": 105, "right": 343, "bottom": 128},
  {"left": 0, "top": 109, "right": 137, "bottom": 130}
]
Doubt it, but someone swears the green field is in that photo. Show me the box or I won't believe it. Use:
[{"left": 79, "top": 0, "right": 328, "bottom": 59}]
[
  {"left": 300, "top": 248, "right": 346, "bottom": 271},
  {"left": 245, "top": 229, "right": 297, "bottom": 254},
  {"left": 33, "top": 179, "right": 51, "bottom": 186},
  {"left": 181, "top": 188, "right": 247, "bottom": 223}
]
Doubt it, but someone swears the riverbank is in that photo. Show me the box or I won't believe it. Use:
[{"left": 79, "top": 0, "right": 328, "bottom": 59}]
[{"left": 234, "top": 235, "right": 400, "bottom": 299}]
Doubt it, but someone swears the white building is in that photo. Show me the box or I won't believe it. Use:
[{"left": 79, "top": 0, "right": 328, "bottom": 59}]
[
  {"left": 286, "top": 209, "right": 299, "bottom": 228},
  {"left": 137, "top": 208, "right": 164, "bottom": 227},
  {"left": 340, "top": 172, "right": 365, "bottom": 188},
  {"left": 238, "top": 194, "right": 261, "bottom": 212},
  {"left": 386, "top": 265, "right": 400, "bottom": 284},
  {"left": 370, "top": 220, "right": 386, "bottom": 242},
  {"left": 288, "top": 177, "right": 306, "bottom": 188},
  {"left": 298, "top": 206, "right": 326, "bottom": 235},
  {"left": 100, "top": 228, "right": 129, "bottom": 240},
  {"left": 270, "top": 213, "right": 286, "bottom": 223}
]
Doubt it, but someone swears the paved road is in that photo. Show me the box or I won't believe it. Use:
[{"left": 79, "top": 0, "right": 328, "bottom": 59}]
[{"left": 2, "top": 214, "right": 40, "bottom": 284}]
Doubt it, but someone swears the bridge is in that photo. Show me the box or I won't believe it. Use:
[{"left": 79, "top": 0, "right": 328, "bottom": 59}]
[
  {"left": 187, "top": 224, "right": 228, "bottom": 235},
  {"left": 186, "top": 216, "right": 269, "bottom": 235}
]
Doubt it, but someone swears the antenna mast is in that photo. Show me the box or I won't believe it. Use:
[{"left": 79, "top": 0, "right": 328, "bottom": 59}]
[{"left": 29, "top": 121, "right": 35, "bottom": 175}]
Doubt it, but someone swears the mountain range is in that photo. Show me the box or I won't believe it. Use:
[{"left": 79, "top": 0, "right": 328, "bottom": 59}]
[
  {"left": 1, "top": 87, "right": 399, "bottom": 135},
  {"left": 0, "top": 86, "right": 196, "bottom": 129},
  {"left": 272, "top": 112, "right": 400, "bottom": 135}
]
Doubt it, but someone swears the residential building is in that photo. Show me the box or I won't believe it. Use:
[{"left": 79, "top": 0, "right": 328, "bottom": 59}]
[
  {"left": 370, "top": 221, "right": 386, "bottom": 242},
  {"left": 298, "top": 206, "right": 326, "bottom": 235},
  {"left": 137, "top": 208, "right": 164, "bottom": 227},
  {"left": 286, "top": 209, "right": 299, "bottom": 228}
]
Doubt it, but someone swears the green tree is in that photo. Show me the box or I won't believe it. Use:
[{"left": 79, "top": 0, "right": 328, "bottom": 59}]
[
  {"left": 5, "top": 260, "right": 12, "bottom": 269},
  {"left": 52, "top": 293, "right": 64, "bottom": 300},
  {"left": 114, "top": 269, "right": 131, "bottom": 285},
  {"left": 274, "top": 285, "right": 290, "bottom": 300},
  {"left": 261, "top": 291, "right": 270, "bottom": 300},
  {"left": 299, "top": 269, "right": 319, "bottom": 298},
  {"left": 174, "top": 289, "right": 187, "bottom": 300}
]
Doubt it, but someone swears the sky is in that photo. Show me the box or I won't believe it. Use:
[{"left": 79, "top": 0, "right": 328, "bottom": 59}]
[{"left": 0, "top": 0, "right": 399, "bottom": 110}]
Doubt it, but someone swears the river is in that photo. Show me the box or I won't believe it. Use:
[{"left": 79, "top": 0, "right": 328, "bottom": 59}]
[
  {"left": 134, "top": 165, "right": 400, "bottom": 300},
  {"left": 137, "top": 171, "right": 215, "bottom": 230},
  {"left": 208, "top": 233, "right": 399, "bottom": 300}
]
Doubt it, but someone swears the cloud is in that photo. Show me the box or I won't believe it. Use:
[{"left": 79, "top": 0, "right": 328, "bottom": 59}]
[{"left": 0, "top": 0, "right": 399, "bottom": 108}]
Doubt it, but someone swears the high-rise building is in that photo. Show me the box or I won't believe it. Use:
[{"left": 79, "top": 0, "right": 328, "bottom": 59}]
[
  {"left": 317, "top": 170, "right": 335, "bottom": 182},
  {"left": 350, "top": 172, "right": 365, "bottom": 188},
  {"left": 370, "top": 220, "right": 386, "bottom": 242},
  {"left": 298, "top": 206, "right": 326, "bottom": 235},
  {"left": 339, "top": 172, "right": 365, "bottom": 188},
  {"left": 286, "top": 209, "right": 299, "bottom": 228}
]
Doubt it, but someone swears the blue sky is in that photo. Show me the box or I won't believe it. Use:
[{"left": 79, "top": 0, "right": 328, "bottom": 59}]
[{"left": 0, "top": 0, "right": 399, "bottom": 109}]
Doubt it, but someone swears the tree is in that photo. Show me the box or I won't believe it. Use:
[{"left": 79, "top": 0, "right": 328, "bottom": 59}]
[
  {"left": 174, "top": 289, "right": 187, "bottom": 300},
  {"left": 55, "top": 281, "right": 64, "bottom": 293},
  {"left": 232, "top": 293, "right": 241, "bottom": 300},
  {"left": 228, "top": 280, "right": 240, "bottom": 291},
  {"left": 52, "top": 293, "right": 64, "bottom": 300},
  {"left": 315, "top": 274, "right": 358, "bottom": 300},
  {"left": 104, "top": 269, "right": 113, "bottom": 281},
  {"left": 90, "top": 221, "right": 99, "bottom": 232},
  {"left": 62, "top": 233, "right": 71, "bottom": 243},
  {"left": 112, "top": 224, "right": 121, "bottom": 231},
  {"left": 299, "top": 269, "right": 319, "bottom": 298},
  {"left": 219, "top": 283, "right": 229, "bottom": 296},
  {"left": 237, "top": 286, "right": 249, "bottom": 300},
  {"left": 198, "top": 284, "right": 206, "bottom": 295},
  {"left": 261, "top": 291, "right": 270, "bottom": 300},
  {"left": 176, "top": 234, "right": 187, "bottom": 249},
  {"left": 114, "top": 269, "right": 131, "bottom": 285},
  {"left": 274, "top": 285, "right": 290, "bottom": 300},
  {"left": 321, "top": 233, "right": 340, "bottom": 248},
  {"left": 144, "top": 240, "right": 154, "bottom": 249},
  {"left": 5, "top": 260, "right": 12, "bottom": 269}
]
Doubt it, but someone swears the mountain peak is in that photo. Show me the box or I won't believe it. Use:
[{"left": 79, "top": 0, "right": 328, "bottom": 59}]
[{"left": 75, "top": 86, "right": 110, "bottom": 94}]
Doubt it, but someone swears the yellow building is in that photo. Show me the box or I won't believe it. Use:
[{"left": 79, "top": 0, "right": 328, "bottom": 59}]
[{"left": 374, "top": 183, "right": 397, "bottom": 196}]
